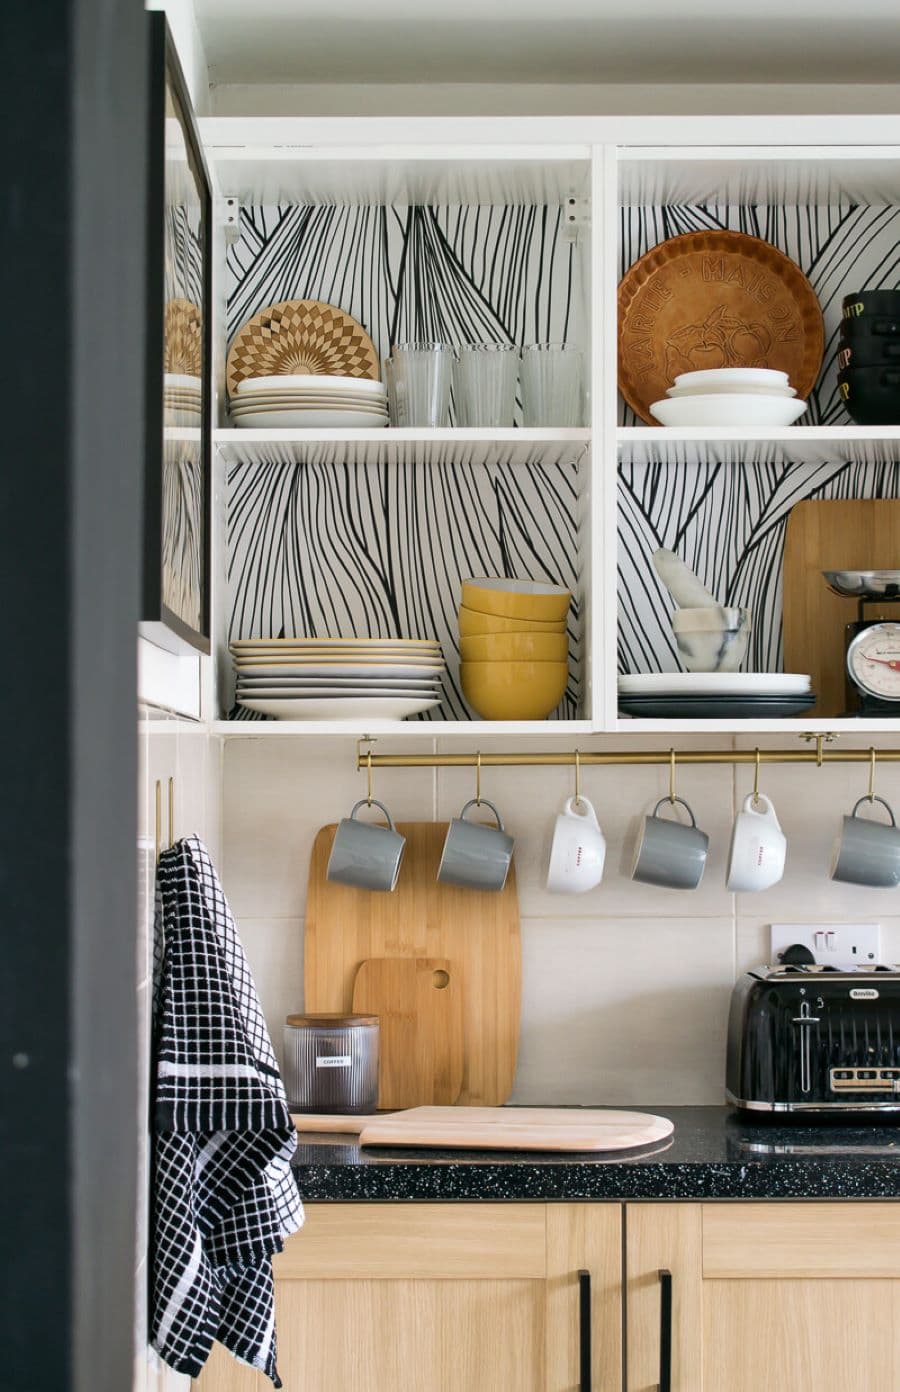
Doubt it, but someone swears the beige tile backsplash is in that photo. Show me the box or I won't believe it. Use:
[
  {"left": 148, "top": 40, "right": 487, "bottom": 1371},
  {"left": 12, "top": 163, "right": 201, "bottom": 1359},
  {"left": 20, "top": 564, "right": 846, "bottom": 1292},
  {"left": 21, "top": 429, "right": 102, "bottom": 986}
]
[{"left": 222, "top": 732, "right": 900, "bottom": 1108}]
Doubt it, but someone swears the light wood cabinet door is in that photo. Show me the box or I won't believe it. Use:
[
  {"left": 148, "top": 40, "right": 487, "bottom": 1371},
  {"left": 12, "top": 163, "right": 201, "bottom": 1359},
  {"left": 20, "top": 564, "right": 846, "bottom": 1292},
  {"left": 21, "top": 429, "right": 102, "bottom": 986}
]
[
  {"left": 194, "top": 1201, "right": 622, "bottom": 1391},
  {"left": 626, "top": 1202, "right": 900, "bottom": 1392}
]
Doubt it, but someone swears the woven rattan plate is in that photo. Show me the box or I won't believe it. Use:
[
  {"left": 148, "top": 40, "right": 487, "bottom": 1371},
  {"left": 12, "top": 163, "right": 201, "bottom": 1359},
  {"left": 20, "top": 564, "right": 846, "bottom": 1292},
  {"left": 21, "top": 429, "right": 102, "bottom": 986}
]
[
  {"left": 164, "top": 298, "right": 202, "bottom": 377},
  {"left": 618, "top": 231, "right": 824, "bottom": 423},
  {"left": 226, "top": 299, "right": 380, "bottom": 397}
]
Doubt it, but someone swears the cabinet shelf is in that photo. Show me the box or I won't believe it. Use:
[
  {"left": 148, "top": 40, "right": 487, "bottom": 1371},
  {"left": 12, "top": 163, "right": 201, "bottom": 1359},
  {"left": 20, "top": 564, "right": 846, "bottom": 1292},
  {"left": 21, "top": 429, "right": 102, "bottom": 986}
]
[
  {"left": 214, "top": 427, "right": 591, "bottom": 467},
  {"left": 618, "top": 426, "right": 900, "bottom": 467},
  {"left": 211, "top": 719, "right": 597, "bottom": 737}
]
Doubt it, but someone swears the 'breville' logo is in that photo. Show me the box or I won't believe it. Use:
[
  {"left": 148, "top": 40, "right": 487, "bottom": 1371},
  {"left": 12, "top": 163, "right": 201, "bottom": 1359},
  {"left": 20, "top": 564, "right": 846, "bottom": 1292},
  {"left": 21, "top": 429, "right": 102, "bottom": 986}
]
[{"left": 850, "top": 988, "right": 879, "bottom": 1000}]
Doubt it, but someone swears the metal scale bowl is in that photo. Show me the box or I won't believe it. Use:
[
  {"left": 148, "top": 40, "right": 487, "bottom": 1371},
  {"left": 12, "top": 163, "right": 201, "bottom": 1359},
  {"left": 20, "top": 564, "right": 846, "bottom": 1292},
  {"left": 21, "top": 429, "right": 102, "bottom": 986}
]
[{"left": 822, "top": 570, "right": 900, "bottom": 715}]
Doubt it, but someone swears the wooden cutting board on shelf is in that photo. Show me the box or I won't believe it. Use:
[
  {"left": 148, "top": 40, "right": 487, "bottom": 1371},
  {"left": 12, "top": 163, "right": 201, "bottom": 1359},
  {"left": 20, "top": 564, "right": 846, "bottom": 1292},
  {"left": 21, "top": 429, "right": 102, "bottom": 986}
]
[
  {"left": 296, "top": 1106, "right": 674, "bottom": 1153},
  {"left": 305, "top": 823, "right": 521, "bottom": 1107},
  {"left": 783, "top": 499, "right": 900, "bottom": 717},
  {"left": 351, "top": 956, "right": 464, "bottom": 1109}
]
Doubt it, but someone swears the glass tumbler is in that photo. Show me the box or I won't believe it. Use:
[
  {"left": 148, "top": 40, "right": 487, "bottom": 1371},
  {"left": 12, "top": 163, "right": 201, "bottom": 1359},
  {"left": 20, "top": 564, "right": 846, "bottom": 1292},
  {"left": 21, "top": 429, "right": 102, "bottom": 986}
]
[
  {"left": 455, "top": 344, "right": 519, "bottom": 427},
  {"left": 383, "top": 358, "right": 406, "bottom": 427},
  {"left": 520, "top": 343, "right": 584, "bottom": 427},
  {"left": 389, "top": 343, "right": 454, "bottom": 427}
]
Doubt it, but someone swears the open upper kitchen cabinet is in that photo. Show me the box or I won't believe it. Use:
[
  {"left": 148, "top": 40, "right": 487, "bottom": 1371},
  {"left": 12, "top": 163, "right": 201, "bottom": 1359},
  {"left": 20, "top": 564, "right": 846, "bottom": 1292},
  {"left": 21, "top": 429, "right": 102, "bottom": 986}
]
[{"left": 184, "top": 116, "right": 900, "bottom": 738}]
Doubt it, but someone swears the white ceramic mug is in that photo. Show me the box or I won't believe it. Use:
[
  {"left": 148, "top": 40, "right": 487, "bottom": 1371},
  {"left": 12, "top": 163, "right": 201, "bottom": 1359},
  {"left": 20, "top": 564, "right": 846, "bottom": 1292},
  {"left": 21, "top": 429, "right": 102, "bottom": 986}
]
[
  {"left": 546, "top": 796, "right": 606, "bottom": 894},
  {"left": 726, "top": 793, "right": 786, "bottom": 892}
]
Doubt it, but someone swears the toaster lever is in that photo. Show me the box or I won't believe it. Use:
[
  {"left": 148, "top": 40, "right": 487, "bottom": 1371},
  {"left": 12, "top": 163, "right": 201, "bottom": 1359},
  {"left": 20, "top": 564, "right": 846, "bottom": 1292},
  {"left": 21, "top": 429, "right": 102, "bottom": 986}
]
[{"left": 792, "top": 1000, "right": 820, "bottom": 1094}]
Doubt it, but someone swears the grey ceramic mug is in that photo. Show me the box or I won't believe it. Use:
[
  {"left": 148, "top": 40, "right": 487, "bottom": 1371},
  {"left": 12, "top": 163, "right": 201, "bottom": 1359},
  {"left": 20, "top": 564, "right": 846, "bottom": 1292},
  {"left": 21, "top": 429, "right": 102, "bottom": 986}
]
[
  {"left": 438, "top": 798, "right": 515, "bottom": 892},
  {"left": 326, "top": 799, "right": 406, "bottom": 892},
  {"left": 632, "top": 796, "right": 710, "bottom": 890},
  {"left": 831, "top": 795, "right": 900, "bottom": 887}
]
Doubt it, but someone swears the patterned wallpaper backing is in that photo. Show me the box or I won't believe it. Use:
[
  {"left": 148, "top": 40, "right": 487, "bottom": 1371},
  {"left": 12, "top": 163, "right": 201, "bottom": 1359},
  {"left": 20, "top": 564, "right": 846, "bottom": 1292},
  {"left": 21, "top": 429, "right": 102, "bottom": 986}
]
[
  {"left": 225, "top": 203, "right": 585, "bottom": 719},
  {"left": 617, "top": 203, "right": 900, "bottom": 674}
]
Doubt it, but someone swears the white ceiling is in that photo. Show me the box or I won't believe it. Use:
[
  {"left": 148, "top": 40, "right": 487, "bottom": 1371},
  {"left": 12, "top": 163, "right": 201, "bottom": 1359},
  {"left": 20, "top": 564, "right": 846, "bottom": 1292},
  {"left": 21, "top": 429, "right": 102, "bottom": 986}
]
[{"left": 194, "top": 0, "right": 900, "bottom": 86}]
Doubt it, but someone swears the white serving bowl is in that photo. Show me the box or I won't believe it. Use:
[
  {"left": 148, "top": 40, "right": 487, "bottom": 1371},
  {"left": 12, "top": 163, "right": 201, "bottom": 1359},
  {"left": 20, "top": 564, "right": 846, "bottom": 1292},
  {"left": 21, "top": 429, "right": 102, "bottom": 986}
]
[
  {"left": 649, "top": 394, "right": 807, "bottom": 428},
  {"left": 672, "top": 368, "right": 790, "bottom": 390}
]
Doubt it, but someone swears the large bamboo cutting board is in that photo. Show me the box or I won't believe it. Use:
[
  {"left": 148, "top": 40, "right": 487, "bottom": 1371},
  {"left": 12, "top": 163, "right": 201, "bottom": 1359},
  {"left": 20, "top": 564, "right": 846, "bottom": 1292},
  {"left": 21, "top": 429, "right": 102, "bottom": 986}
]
[
  {"left": 783, "top": 499, "right": 900, "bottom": 717},
  {"left": 296, "top": 1106, "right": 674, "bottom": 1153},
  {"left": 305, "top": 823, "right": 521, "bottom": 1106}
]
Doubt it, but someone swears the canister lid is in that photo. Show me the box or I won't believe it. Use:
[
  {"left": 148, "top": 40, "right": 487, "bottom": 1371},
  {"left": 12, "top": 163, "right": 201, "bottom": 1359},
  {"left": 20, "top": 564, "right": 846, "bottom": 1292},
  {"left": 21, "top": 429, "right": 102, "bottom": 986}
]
[{"left": 285, "top": 1013, "right": 379, "bottom": 1027}]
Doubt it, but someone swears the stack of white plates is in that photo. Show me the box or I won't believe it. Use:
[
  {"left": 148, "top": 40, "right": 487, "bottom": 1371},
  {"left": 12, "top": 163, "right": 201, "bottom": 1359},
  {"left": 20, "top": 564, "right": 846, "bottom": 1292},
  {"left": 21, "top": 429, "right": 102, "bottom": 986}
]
[
  {"left": 650, "top": 369, "right": 807, "bottom": 428},
  {"left": 617, "top": 671, "right": 815, "bottom": 719},
  {"left": 229, "top": 375, "right": 388, "bottom": 429},
  {"left": 232, "top": 637, "right": 444, "bottom": 719},
  {"left": 164, "top": 372, "right": 202, "bottom": 421}
]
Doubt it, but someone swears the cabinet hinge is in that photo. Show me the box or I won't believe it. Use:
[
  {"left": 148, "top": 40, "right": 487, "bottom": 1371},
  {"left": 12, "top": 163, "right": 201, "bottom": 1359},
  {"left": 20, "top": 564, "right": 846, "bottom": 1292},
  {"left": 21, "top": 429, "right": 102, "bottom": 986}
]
[
  {"left": 219, "top": 196, "right": 242, "bottom": 244},
  {"left": 563, "top": 196, "right": 590, "bottom": 242}
]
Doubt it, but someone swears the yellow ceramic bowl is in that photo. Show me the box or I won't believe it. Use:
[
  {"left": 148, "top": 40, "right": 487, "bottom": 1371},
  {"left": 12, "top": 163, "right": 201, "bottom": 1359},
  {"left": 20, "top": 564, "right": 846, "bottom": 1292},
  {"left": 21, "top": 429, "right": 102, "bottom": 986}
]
[
  {"left": 461, "top": 577, "right": 572, "bottom": 624},
  {"left": 461, "top": 660, "right": 569, "bottom": 720},
  {"left": 460, "top": 632, "right": 568, "bottom": 664},
  {"left": 457, "top": 605, "right": 566, "bottom": 637}
]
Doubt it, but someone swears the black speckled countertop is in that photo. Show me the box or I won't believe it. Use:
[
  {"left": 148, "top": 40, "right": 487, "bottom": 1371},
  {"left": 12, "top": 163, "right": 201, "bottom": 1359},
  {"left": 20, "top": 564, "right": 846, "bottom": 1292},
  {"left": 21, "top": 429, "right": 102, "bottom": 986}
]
[{"left": 292, "top": 1106, "right": 900, "bottom": 1202}]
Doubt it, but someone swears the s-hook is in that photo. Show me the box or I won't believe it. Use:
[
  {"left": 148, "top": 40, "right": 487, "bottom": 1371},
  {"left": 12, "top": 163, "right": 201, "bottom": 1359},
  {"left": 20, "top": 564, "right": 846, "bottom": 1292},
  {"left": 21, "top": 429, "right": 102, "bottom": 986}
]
[
  {"left": 573, "top": 749, "right": 583, "bottom": 809},
  {"left": 753, "top": 749, "right": 761, "bottom": 807},
  {"left": 668, "top": 748, "right": 677, "bottom": 804},
  {"left": 475, "top": 750, "right": 482, "bottom": 806}
]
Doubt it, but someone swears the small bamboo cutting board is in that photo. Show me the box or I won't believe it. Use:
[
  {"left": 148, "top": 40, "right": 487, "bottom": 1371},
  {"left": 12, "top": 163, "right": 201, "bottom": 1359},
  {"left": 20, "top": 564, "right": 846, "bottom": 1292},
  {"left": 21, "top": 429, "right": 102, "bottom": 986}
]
[
  {"left": 305, "top": 822, "right": 521, "bottom": 1106},
  {"left": 294, "top": 1106, "right": 674, "bottom": 1153},
  {"left": 783, "top": 499, "right": 900, "bottom": 716},
  {"left": 351, "top": 957, "right": 464, "bottom": 1109}
]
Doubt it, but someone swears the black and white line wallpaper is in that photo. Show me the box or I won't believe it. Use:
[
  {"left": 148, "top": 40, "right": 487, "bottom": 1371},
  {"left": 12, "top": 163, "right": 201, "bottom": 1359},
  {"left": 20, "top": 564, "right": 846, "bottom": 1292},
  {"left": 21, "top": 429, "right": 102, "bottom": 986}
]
[
  {"left": 617, "top": 203, "right": 900, "bottom": 674},
  {"left": 224, "top": 202, "right": 586, "bottom": 719}
]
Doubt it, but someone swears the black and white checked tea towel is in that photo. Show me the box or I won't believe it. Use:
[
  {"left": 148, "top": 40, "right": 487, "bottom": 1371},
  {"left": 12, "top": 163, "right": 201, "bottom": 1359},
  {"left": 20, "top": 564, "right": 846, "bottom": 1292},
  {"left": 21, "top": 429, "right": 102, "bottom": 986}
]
[{"left": 150, "top": 835, "right": 304, "bottom": 1386}]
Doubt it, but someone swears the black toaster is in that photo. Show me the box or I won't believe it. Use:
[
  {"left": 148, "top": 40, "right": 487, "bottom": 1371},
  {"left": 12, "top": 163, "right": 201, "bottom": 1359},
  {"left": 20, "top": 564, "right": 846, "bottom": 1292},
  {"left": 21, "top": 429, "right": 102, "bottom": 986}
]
[{"left": 726, "top": 964, "right": 900, "bottom": 1116}]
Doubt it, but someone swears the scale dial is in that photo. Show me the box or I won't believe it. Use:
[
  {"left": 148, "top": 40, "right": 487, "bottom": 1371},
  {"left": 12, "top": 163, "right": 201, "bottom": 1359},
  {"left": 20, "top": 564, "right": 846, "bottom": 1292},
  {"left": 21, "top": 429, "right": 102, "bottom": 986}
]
[{"left": 847, "top": 623, "right": 900, "bottom": 702}]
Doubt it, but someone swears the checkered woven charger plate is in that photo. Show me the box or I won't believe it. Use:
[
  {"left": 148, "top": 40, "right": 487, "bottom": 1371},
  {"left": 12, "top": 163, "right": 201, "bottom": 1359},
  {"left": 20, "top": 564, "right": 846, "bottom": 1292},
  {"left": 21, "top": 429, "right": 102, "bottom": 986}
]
[
  {"left": 164, "top": 298, "right": 203, "bottom": 377},
  {"left": 226, "top": 299, "right": 380, "bottom": 398}
]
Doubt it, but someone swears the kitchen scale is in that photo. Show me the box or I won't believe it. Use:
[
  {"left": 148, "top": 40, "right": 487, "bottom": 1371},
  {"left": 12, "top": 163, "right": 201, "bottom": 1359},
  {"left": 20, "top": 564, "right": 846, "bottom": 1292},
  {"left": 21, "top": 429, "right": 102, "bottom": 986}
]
[{"left": 822, "top": 570, "right": 900, "bottom": 716}]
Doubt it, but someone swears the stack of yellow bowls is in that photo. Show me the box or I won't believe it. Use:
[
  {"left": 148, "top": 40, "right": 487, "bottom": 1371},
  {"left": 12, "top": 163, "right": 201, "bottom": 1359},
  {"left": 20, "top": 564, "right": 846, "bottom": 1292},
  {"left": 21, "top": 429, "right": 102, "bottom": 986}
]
[{"left": 459, "top": 578, "right": 571, "bottom": 720}]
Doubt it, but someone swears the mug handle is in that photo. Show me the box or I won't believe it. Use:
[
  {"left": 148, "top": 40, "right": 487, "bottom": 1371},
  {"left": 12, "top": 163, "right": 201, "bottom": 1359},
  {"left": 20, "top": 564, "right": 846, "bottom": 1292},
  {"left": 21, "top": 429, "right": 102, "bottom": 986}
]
[
  {"left": 459, "top": 797, "right": 504, "bottom": 831},
  {"left": 652, "top": 796, "right": 697, "bottom": 828},
  {"left": 563, "top": 795, "right": 600, "bottom": 828},
  {"left": 742, "top": 792, "right": 780, "bottom": 825},
  {"left": 852, "top": 794, "right": 897, "bottom": 827},
  {"left": 349, "top": 797, "right": 396, "bottom": 830}
]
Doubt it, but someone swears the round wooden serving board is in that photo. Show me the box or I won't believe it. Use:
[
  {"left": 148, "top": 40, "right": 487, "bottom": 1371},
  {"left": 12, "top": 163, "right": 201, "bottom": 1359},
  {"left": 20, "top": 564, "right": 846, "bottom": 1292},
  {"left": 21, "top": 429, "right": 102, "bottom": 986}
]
[{"left": 618, "top": 230, "right": 824, "bottom": 423}]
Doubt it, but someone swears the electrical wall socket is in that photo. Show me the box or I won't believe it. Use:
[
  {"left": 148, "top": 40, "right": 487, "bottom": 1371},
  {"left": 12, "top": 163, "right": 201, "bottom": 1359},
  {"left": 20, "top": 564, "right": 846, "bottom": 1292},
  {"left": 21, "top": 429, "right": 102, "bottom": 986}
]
[{"left": 770, "top": 923, "right": 882, "bottom": 969}]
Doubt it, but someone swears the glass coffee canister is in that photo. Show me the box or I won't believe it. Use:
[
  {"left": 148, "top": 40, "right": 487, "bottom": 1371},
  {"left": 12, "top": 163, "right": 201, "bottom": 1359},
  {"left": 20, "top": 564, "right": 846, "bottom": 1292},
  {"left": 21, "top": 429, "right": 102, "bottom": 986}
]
[{"left": 283, "top": 1013, "right": 379, "bottom": 1114}]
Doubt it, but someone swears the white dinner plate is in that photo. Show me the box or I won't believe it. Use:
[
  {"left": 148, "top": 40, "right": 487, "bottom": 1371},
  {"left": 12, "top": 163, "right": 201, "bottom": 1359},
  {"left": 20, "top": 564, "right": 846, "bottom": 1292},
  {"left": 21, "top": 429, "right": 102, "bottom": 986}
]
[
  {"left": 649, "top": 395, "right": 807, "bottom": 428},
  {"left": 230, "top": 638, "right": 441, "bottom": 651},
  {"left": 230, "top": 387, "right": 387, "bottom": 403},
  {"left": 672, "top": 368, "right": 790, "bottom": 390},
  {"left": 231, "top": 647, "right": 442, "bottom": 660},
  {"left": 618, "top": 672, "right": 812, "bottom": 695},
  {"left": 232, "top": 408, "right": 389, "bottom": 429},
  {"left": 235, "top": 374, "right": 385, "bottom": 396},
  {"left": 163, "top": 373, "right": 203, "bottom": 390},
  {"left": 236, "top": 686, "right": 442, "bottom": 699},
  {"left": 236, "top": 676, "right": 442, "bottom": 690},
  {"left": 233, "top": 663, "right": 444, "bottom": 679},
  {"left": 237, "top": 695, "right": 441, "bottom": 720},
  {"left": 230, "top": 396, "right": 387, "bottom": 412}
]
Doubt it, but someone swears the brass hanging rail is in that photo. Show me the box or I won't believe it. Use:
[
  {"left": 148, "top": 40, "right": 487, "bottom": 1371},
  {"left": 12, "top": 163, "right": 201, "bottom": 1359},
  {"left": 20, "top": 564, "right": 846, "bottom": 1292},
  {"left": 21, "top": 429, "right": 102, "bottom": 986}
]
[{"left": 356, "top": 736, "right": 900, "bottom": 772}]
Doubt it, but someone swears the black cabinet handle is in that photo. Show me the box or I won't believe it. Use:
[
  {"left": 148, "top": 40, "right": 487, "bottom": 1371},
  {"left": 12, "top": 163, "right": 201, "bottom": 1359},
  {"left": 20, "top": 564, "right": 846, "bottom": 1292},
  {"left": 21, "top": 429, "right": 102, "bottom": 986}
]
[
  {"left": 578, "top": 1268, "right": 591, "bottom": 1391},
  {"left": 658, "top": 1268, "right": 672, "bottom": 1392}
]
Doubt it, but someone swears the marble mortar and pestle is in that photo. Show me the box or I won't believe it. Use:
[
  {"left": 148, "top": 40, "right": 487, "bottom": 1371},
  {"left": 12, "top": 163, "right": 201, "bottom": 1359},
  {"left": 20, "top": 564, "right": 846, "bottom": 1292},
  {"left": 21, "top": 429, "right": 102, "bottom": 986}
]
[{"left": 652, "top": 548, "right": 751, "bottom": 673}]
